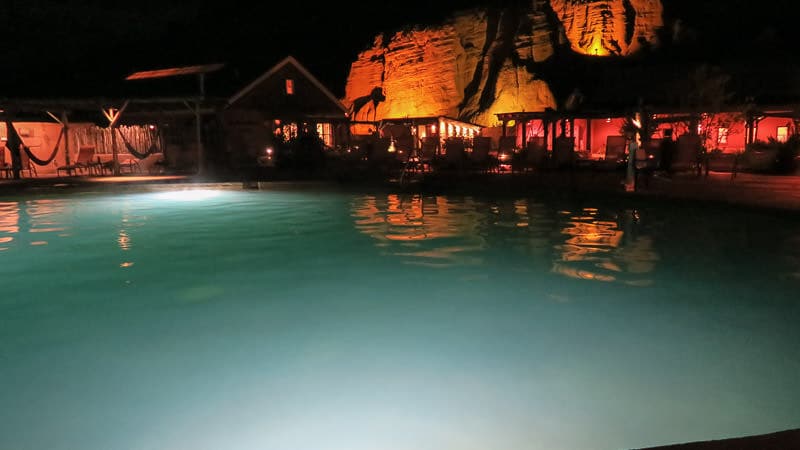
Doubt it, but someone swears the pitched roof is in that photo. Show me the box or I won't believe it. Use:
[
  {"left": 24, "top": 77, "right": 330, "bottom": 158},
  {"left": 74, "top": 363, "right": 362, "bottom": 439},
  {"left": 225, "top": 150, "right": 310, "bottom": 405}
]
[{"left": 227, "top": 56, "right": 346, "bottom": 113}]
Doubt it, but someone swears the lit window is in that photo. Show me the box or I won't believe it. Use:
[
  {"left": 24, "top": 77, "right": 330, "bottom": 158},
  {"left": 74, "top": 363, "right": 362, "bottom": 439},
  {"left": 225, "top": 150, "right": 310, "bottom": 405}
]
[
  {"left": 316, "top": 123, "right": 333, "bottom": 148},
  {"left": 285, "top": 79, "right": 294, "bottom": 95},
  {"left": 777, "top": 126, "right": 788, "bottom": 143},
  {"left": 717, "top": 127, "right": 728, "bottom": 144},
  {"left": 281, "top": 123, "right": 298, "bottom": 139}
]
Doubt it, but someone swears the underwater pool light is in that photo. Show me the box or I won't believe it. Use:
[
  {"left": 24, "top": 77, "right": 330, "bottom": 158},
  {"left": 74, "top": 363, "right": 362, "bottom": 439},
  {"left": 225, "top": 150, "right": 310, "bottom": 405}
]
[{"left": 153, "top": 189, "right": 221, "bottom": 201}]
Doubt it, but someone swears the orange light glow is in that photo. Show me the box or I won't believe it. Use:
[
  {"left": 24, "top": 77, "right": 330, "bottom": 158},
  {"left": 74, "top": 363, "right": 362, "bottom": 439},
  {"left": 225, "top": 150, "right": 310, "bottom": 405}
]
[
  {"left": 125, "top": 63, "right": 225, "bottom": 80},
  {"left": 555, "top": 209, "right": 657, "bottom": 285},
  {"left": 589, "top": 38, "right": 608, "bottom": 57},
  {"left": 118, "top": 229, "right": 131, "bottom": 251}
]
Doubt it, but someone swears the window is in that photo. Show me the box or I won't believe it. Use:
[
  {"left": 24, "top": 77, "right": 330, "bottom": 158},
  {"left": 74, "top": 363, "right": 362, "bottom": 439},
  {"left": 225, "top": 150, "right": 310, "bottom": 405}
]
[
  {"left": 717, "top": 127, "right": 728, "bottom": 145},
  {"left": 316, "top": 123, "right": 333, "bottom": 148},
  {"left": 279, "top": 122, "right": 298, "bottom": 139},
  {"left": 777, "top": 126, "right": 789, "bottom": 143},
  {"left": 285, "top": 79, "right": 294, "bottom": 95}
]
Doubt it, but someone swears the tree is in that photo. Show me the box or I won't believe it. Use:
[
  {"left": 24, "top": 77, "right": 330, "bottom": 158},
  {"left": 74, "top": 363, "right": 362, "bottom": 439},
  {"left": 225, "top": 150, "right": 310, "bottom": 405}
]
[{"left": 680, "top": 64, "right": 741, "bottom": 151}]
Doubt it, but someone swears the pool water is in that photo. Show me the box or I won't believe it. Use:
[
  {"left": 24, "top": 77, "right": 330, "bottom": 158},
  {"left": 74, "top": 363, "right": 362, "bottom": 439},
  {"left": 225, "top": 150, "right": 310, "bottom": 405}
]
[{"left": 1, "top": 185, "right": 798, "bottom": 450}]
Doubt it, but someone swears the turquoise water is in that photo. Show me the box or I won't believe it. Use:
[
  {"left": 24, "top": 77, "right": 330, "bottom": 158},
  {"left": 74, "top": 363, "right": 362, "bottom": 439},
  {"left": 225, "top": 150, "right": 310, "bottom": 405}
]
[{"left": 1, "top": 185, "right": 798, "bottom": 450}]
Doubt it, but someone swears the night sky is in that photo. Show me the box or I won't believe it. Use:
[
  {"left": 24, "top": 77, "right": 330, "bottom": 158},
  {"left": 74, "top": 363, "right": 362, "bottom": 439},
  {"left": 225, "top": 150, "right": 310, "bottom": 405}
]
[{"left": 0, "top": 0, "right": 795, "bottom": 99}]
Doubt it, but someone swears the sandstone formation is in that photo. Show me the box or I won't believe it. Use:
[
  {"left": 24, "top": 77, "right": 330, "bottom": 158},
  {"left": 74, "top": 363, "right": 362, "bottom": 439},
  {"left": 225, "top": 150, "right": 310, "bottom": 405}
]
[
  {"left": 343, "top": 0, "right": 663, "bottom": 127},
  {"left": 550, "top": 0, "right": 663, "bottom": 56}
]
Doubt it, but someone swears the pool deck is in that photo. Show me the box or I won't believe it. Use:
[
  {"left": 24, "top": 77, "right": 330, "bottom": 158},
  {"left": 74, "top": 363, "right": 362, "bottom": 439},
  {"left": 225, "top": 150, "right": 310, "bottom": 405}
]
[
  {"left": 396, "top": 169, "right": 800, "bottom": 215},
  {"left": 634, "top": 171, "right": 800, "bottom": 213}
]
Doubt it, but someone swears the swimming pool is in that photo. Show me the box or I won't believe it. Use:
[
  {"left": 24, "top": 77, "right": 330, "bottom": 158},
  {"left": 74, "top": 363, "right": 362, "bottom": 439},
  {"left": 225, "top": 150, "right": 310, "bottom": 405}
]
[{"left": 1, "top": 184, "right": 798, "bottom": 450}]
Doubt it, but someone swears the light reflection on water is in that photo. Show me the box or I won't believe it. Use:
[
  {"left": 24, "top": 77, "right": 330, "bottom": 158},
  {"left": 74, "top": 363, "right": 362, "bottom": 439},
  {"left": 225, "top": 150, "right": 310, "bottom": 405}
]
[
  {"left": 0, "top": 199, "right": 70, "bottom": 249},
  {"left": 0, "top": 188, "right": 799, "bottom": 450},
  {"left": 352, "top": 194, "right": 487, "bottom": 268},
  {"left": 352, "top": 195, "right": 659, "bottom": 285}
]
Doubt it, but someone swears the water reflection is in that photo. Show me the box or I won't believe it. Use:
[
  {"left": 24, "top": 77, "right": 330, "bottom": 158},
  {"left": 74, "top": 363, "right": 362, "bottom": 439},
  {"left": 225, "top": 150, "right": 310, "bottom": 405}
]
[
  {"left": 115, "top": 206, "right": 151, "bottom": 269},
  {"left": 0, "top": 198, "right": 149, "bottom": 260},
  {"left": 0, "top": 201, "right": 19, "bottom": 250},
  {"left": 352, "top": 194, "right": 487, "bottom": 268},
  {"left": 118, "top": 229, "right": 132, "bottom": 251},
  {"left": 553, "top": 208, "right": 658, "bottom": 286},
  {"left": 0, "top": 200, "right": 70, "bottom": 249},
  {"left": 352, "top": 195, "right": 659, "bottom": 283}
]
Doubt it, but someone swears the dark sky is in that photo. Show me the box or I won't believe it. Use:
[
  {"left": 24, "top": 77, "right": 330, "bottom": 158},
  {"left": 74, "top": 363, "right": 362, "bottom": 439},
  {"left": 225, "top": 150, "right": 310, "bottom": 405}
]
[{"left": 0, "top": 0, "right": 795, "bottom": 99}]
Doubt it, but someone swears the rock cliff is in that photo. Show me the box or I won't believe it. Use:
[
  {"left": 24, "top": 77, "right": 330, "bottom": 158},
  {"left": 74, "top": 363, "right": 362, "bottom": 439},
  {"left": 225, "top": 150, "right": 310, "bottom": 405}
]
[{"left": 344, "top": 0, "right": 663, "bottom": 127}]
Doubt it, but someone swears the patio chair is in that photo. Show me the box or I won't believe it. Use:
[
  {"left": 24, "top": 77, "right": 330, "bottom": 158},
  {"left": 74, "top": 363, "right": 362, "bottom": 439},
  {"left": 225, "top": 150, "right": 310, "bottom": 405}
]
[
  {"left": 593, "top": 135, "right": 628, "bottom": 171},
  {"left": 498, "top": 136, "right": 517, "bottom": 153},
  {"left": 19, "top": 147, "right": 38, "bottom": 177},
  {"left": 469, "top": 136, "right": 499, "bottom": 173},
  {"left": 409, "top": 136, "right": 438, "bottom": 173},
  {"left": 57, "top": 145, "right": 96, "bottom": 176},
  {"left": 670, "top": 134, "right": 705, "bottom": 177},
  {"left": 512, "top": 136, "right": 547, "bottom": 173},
  {"left": 706, "top": 149, "right": 740, "bottom": 180},
  {"left": 551, "top": 136, "right": 575, "bottom": 169},
  {"left": 434, "top": 138, "right": 467, "bottom": 171},
  {"left": 0, "top": 147, "right": 11, "bottom": 178},
  {"left": 634, "top": 140, "right": 662, "bottom": 187}
]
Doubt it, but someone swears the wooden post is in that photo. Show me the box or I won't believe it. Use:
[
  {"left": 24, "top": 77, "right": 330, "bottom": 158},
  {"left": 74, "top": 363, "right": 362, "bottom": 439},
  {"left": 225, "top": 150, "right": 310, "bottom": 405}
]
[
  {"left": 103, "top": 101, "right": 129, "bottom": 176},
  {"left": 47, "top": 110, "right": 70, "bottom": 175},
  {"left": 194, "top": 102, "right": 204, "bottom": 176},
  {"left": 5, "top": 116, "right": 22, "bottom": 180},
  {"left": 521, "top": 119, "right": 528, "bottom": 148},
  {"left": 543, "top": 119, "right": 550, "bottom": 152},
  {"left": 62, "top": 111, "right": 70, "bottom": 174},
  {"left": 586, "top": 118, "right": 593, "bottom": 153},
  {"left": 196, "top": 74, "right": 207, "bottom": 176},
  {"left": 110, "top": 126, "right": 119, "bottom": 176}
]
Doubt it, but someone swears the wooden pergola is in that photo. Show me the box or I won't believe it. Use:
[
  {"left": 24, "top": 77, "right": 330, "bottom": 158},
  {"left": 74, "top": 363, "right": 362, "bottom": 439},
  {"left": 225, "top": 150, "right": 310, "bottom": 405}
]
[
  {"left": 1, "top": 63, "right": 225, "bottom": 179},
  {"left": 0, "top": 96, "right": 220, "bottom": 179}
]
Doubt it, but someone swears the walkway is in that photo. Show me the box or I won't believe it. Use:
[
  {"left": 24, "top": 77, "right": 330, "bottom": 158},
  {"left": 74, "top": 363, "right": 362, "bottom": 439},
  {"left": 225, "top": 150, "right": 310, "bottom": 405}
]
[{"left": 636, "top": 171, "right": 800, "bottom": 212}]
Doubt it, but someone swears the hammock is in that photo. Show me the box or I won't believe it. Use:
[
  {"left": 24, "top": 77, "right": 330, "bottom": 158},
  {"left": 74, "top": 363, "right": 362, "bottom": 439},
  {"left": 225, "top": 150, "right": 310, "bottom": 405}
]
[
  {"left": 116, "top": 128, "right": 159, "bottom": 160},
  {"left": 23, "top": 129, "right": 64, "bottom": 166},
  {"left": 7, "top": 122, "right": 64, "bottom": 166}
]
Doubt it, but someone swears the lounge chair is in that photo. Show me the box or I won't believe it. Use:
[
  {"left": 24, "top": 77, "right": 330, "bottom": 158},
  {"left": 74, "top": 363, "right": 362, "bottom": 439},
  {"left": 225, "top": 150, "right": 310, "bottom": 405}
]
[{"left": 57, "top": 145, "right": 96, "bottom": 176}]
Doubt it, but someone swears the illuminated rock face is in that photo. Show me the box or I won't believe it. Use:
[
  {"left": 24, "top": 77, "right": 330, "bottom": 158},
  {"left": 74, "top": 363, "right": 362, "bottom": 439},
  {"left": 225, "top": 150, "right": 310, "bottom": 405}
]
[
  {"left": 550, "top": 0, "right": 663, "bottom": 56},
  {"left": 345, "top": 11, "right": 489, "bottom": 124},
  {"left": 343, "top": 1, "right": 662, "bottom": 127}
]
